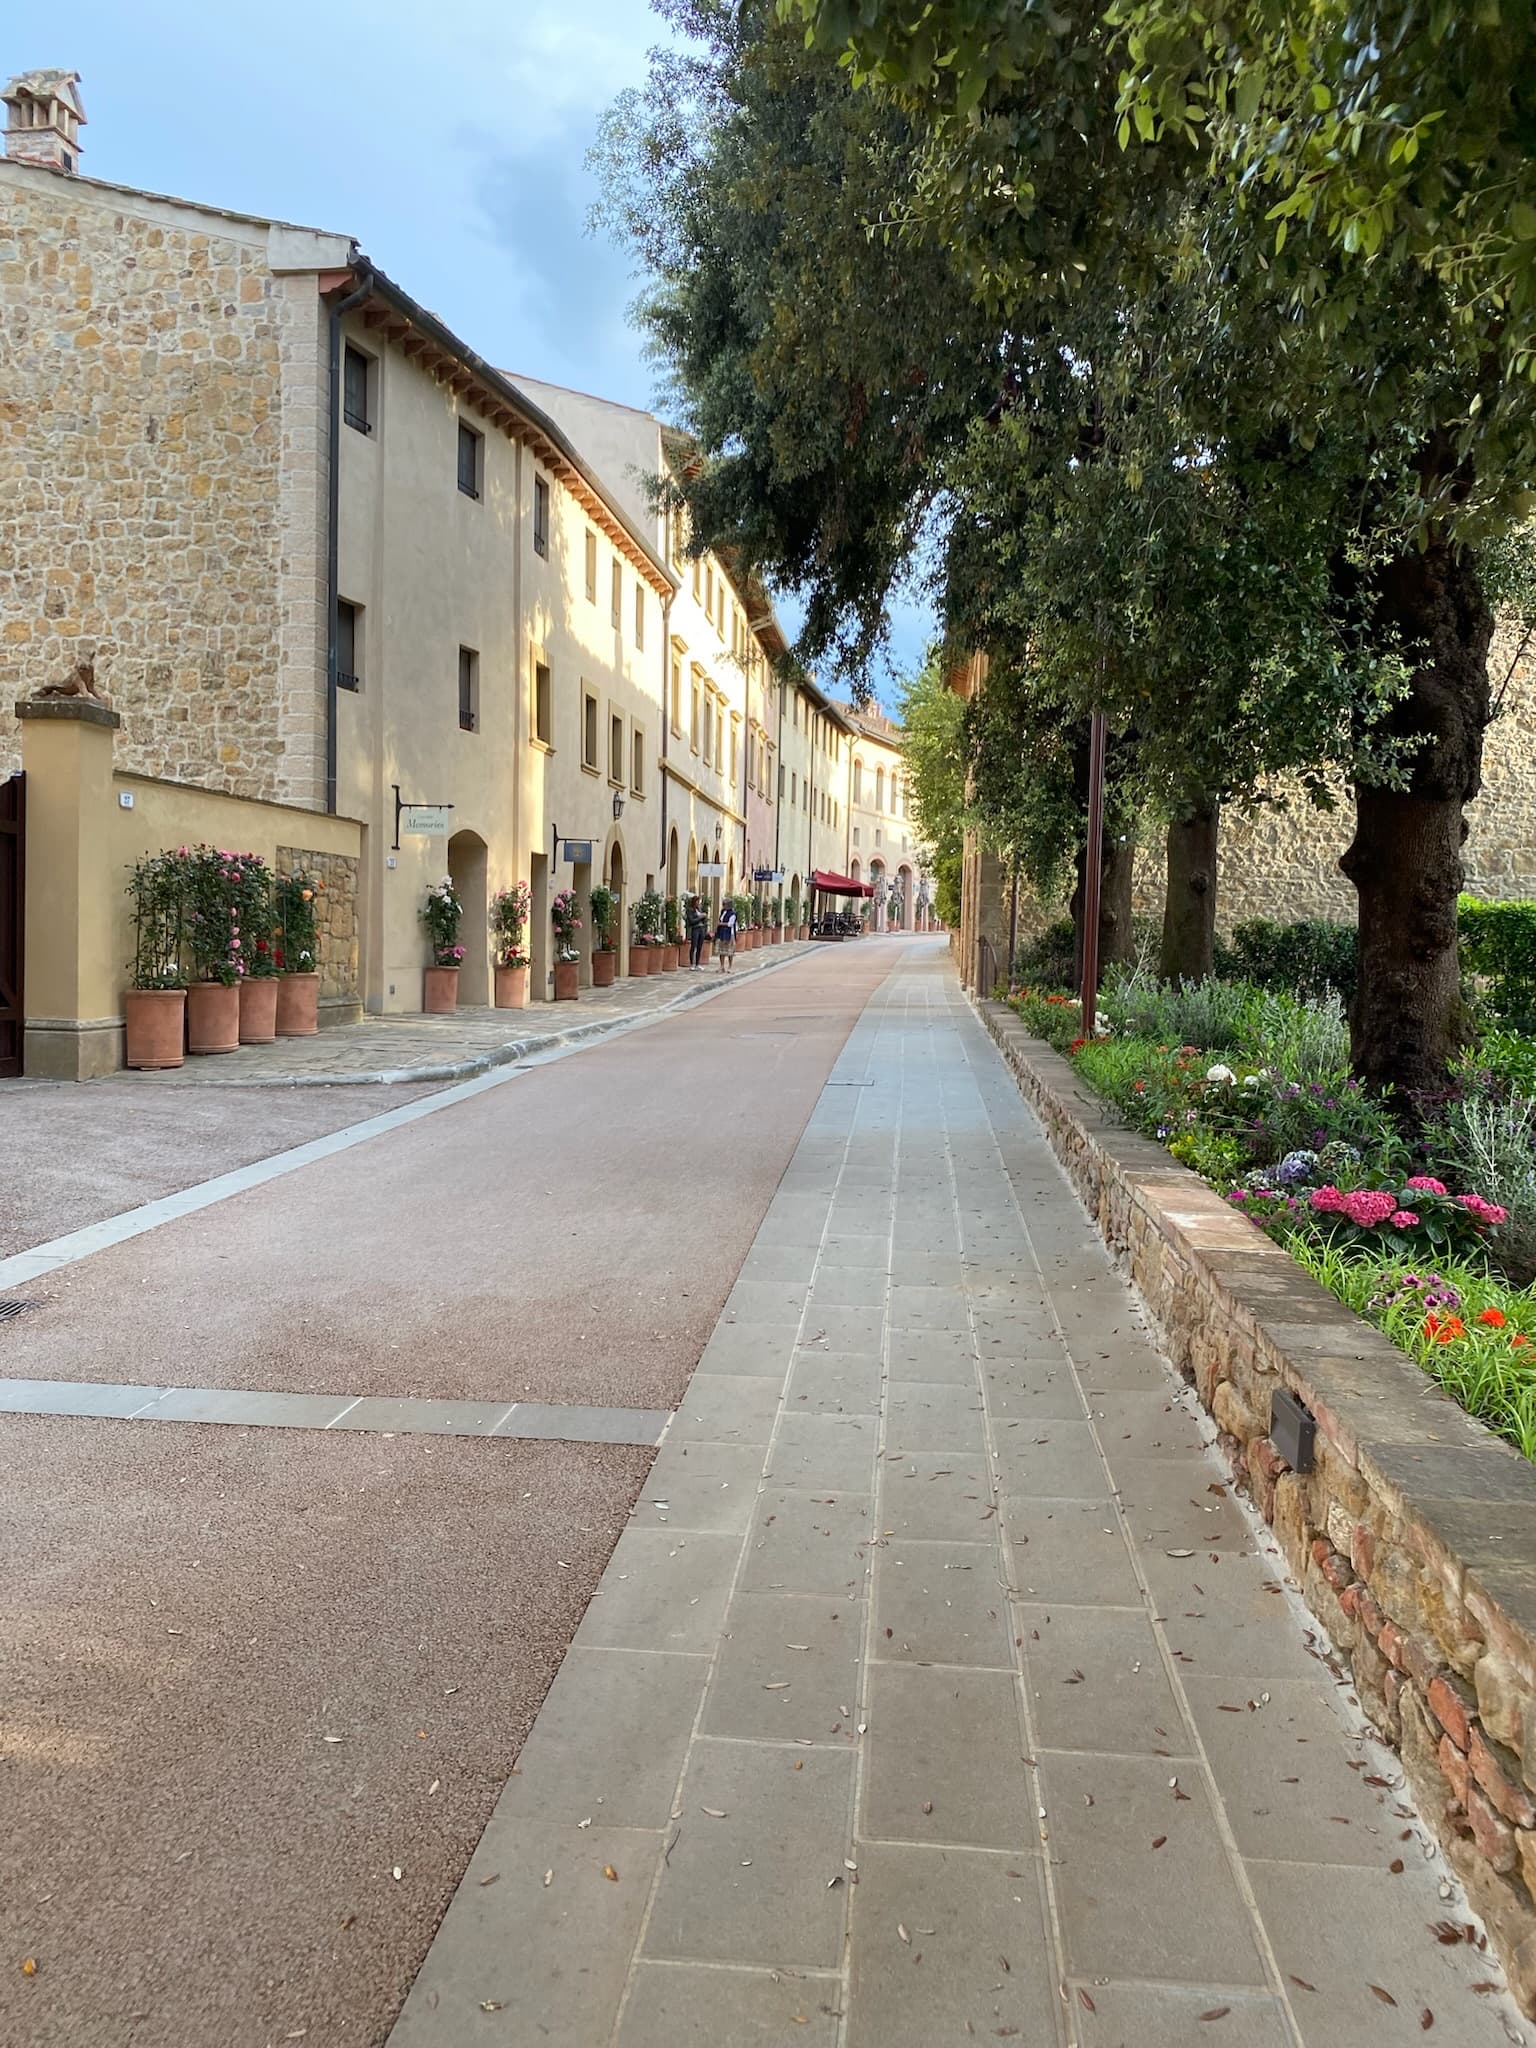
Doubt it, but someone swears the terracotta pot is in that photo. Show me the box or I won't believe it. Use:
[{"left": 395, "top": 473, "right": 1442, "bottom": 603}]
[
  {"left": 276, "top": 972, "right": 320, "bottom": 1037},
  {"left": 424, "top": 965, "right": 460, "bottom": 1014},
  {"left": 629, "top": 943, "right": 653, "bottom": 977},
  {"left": 553, "top": 959, "right": 580, "bottom": 1001},
  {"left": 187, "top": 980, "right": 240, "bottom": 1055},
  {"left": 592, "top": 949, "right": 617, "bottom": 988},
  {"left": 124, "top": 988, "right": 186, "bottom": 1070},
  {"left": 494, "top": 963, "right": 529, "bottom": 1009},
  {"left": 800, "top": 924, "right": 809, "bottom": 941},
  {"left": 662, "top": 943, "right": 680, "bottom": 972},
  {"left": 238, "top": 976, "right": 280, "bottom": 1044}
]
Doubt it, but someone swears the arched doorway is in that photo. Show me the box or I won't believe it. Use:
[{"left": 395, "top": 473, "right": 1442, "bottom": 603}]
[
  {"left": 897, "top": 862, "right": 914, "bottom": 931},
  {"left": 850, "top": 857, "right": 862, "bottom": 884},
  {"left": 606, "top": 836, "right": 627, "bottom": 975},
  {"left": 869, "top": 857, "right": 886, "bottom": 935},
  {"left": 447, "top": 828, "right": 489, "bottom": 1004},
  {"left": 667, "top": 827, "right": 680, "bottom": 903}
]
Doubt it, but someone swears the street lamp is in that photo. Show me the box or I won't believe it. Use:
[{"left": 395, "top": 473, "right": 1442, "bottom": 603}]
[{"left": 613, "top": 790, "right": 625, "bottom": 821}]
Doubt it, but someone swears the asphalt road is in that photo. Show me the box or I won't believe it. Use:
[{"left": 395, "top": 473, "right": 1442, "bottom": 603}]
[{"left": 0, "top": 941, "right": 906, "bottom": 2048}]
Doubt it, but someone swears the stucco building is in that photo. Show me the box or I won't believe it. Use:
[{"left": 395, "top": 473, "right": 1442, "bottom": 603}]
[{"left": 840, "top": 702, "right": 931, "bottom": 931}]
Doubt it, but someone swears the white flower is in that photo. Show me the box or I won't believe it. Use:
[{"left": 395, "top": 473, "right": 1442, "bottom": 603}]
[
  {"left": 1206, "top": 1063, "right": 1236, "bottom": 1086},
  {"left": 1241, "top": 1072, "right": 1263, "bottom": 1089}
]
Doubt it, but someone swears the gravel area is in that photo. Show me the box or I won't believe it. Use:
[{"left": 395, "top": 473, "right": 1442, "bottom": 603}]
[
  {"left": 0, "top": 1079, "right": 442, "bottom": 1258},
  {"left": 8, "top": 947, "right": 898, "bottom": 1410},
  {"left": 0, "top": 1414, "right": 649, "bottom": 2048}
]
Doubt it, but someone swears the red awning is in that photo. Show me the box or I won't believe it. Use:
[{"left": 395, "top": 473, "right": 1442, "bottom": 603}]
[{"left": 811, "top": 869, "right": 874, "bottom": 898}]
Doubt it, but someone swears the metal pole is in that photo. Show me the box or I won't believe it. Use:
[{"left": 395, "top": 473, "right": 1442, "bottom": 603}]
[{"left": 1080, "top": 709, "right": 1107, "bottom": 1038}]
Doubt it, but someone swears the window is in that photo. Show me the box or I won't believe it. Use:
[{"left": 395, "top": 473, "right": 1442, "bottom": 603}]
[
  {"left": 336, "top": 600, "right": 361, "bottom": 692},
  {"left": 875, "top": 827, "right": 882, "bottom": 848},
  {"left": 457, "top": 421, "right": 482, "bottom": 499},
  {"left": 703, "top": 696, "right": 713, "bottom": 767},
  {"left": 533, "top": 476, "right": 550, "bottom": 558},
  {"left": 729, "top": 721, "right": 738, "bottom": 786},
  {"left": 533, "top": 659, "right": 552, "bottom": 746},
  {"left": 458, "top": 646, "right": 479, "bottom": 733},
  {"left": 635, "top": 583, "right": 645, "bottom": 650},
  {"left": 583, "top": 689, "right": 600, "bottom": 771},
  {"left": 779, "top": 763, "right": 786, "bottom": 797},
  {"left": 585, "top": 531, "right": 598, "bottom": 604},
  {"left": 853, "top": 760, "right": 863, "bottom": 805},
  {"left": 853, "top": 825, "right": 860, "bottom": 846},
  {"left": 610, "top": 710, "right": 625, "bottom": 785},
  {"left": 876, "top": 766, "right": 886, "bottom": 812},
  {"left": 343, "top": 346, "right": 372, "bottom": 433},
  {"left": 790, "top": 771, "right": 797, "bottom": 805},
  {"left": 691, "top": 675, "right": 701, "bottom": 751},
  {"left": 671, "top": 651, "right": 683, "bottom": 732},
  {"left": 692, "top": 558, "right": 701, "bottom": 600},
  {"left": 631, "top": 725, "right": 645, "bottom": 797},
  {"left": 611, "top": 558, "right": 622, "bottom": 632},
  {"left": 705, "top": 564, "right": 714, "bottom": 616}
]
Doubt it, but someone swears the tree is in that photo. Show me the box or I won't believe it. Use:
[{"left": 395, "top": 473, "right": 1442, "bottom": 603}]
[
  {"left": 781, "top": 0, "right": 1529, "bottom": 1101},
  {"left": 897, "top": 653, "right": 965, "bottom": 929}
]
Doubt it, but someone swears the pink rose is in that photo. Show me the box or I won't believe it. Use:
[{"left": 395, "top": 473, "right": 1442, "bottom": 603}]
[
  {"left": 1406, "top": 1176, "right": 1447, "bottom": 1195},
  {"left": 1389, "top": 1211, "right": 1419, "bottom": 1229}
]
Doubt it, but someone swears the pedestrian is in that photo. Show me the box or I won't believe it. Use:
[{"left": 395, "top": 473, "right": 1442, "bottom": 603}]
[
  {"left": 714, "top": 898, "right": 738, "bottom": 973},
  {"left": 686, "top": 893, "right": 708, "bottom": 971}
]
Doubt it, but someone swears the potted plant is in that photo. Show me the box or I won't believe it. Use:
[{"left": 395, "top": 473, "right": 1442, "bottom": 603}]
[
  {"left": 769, "top": 900, "right": 782, "bottom": 945},
  {"left": 552, "top": 888, "right": 581, "bottom": 999},
  {"left": 491, "top": 881, "right": 532, "bottom": 1008},
  {"left": 632, "top": 888, "right": 665, "bottom": 974},
  {"left": 421, "top": 877, "right": 465, "bottom": 1013},
  {"left": 662, "top": 894, "right": 682, "bottom": 971},
  {"left": 123, "top": 849, "right": 187, "bottom": 1069},
  {"left": 589, "top": 885, "right": 618, "bottom": 987},
  {"left": 234, "top": 854, "right": 280, "bottom": 1043},
  {"left": 183, "top": 845, "right": 243, "bottom": 1054},
  {"left": 275, "top": 868, "right": 323, "bottom": 1036}
]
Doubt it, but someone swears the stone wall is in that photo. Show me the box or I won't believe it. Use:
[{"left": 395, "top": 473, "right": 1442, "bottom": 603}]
[
  {"left": 276, "top": 845, "right": 360, "bottom": 1021},
  {"left": 978, "top": 997, "right": 1536, "bottom": 2015},
  {"left": 0, "top": 167, "right": 326, "bottom": 806}
]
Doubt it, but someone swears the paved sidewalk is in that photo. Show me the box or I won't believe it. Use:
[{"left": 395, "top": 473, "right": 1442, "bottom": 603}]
[
  {"left": 388, "top": 952, "right": 1525, "bottom": 2047},
  {"left": 126, "top": 939, "right": 825, "bottom": 1086}
]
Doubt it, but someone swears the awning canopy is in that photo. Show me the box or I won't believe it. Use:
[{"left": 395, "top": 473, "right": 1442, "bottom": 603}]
[{"left": 811, "top": 869, "right": 874, "bottom": 898}]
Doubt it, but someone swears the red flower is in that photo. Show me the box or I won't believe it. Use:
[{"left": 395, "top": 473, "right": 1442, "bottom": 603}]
[{"left": 1479, "top": 1308, "right": 1507, "bottom": 1329}]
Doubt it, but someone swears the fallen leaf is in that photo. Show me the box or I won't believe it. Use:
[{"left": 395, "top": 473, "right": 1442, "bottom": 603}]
[
  {"left": 1420, "top": 2012, "right": 1434, "bottom": 2032},
  {"left": 1370, "top": 1985, "right": 1397, "bottom": 2007},
  {"left": 20, "top": 1959, "right": 37, "bottom": 1978},
  {"left": 1151, "top": 1836, "right": 1168, "bottom": 1850},
  {"left": 1077, "top": 1989, "right": 1096, "bottom": 2012},
  {"left": 763, "top": 1681, "right": 791, "bottom": 1691},
  {"left": 922, "top": 1801, "right": 934, "bottom": 1815},
  {"left": 603, "top": 1866, "right": 618, "bottom": 1882},
  {"left": 898, "top": 1923, "right": 910, "bottom": 1944},
  {"left": 478, "top": 1873, "right": 500, "bottom": 1888},
  {"left": 1289, "top": 1976, "right": 1316, "bottom": 1993},
  {"left": 701, "top": 1807, "right": 728, "bottom": 1819},
  {"left": 480, "top": 2002, "right": 504, "bottom": 2014},
  {"left": 1199, "top": 2009, "right": 1230, "bottom": 2023},
  {"left": 1390, "top": 1859, "right": 1405, "bottom": 1874}
]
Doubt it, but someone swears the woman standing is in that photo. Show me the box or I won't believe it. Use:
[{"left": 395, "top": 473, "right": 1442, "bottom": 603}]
[
  {"left": 714, "top": 898, "right": 738, "bottom": 973},
  {"left": 686, "top": 894, "right": 709, "bottom": 970}
]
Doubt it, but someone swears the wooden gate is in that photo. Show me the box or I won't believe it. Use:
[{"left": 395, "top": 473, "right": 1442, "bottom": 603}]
[{"left": 0, "top": 773, "right": 23, "bottom": 1078}]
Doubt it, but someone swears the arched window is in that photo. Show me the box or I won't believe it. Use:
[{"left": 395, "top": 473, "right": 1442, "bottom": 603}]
[
  {"left": 875, "top": 766, "right": 885, "bottom": 812},
  {"left": 853, "top": 759, "right": 863, "bottom": 805}
]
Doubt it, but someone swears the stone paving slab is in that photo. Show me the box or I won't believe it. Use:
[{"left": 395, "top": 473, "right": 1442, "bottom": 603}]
[
  {"left": 387, "top": 951, "right": 1530, "bottom": 2047},
  {"left": 122, "top": 940, "right": 820, "bottom": 1087}
]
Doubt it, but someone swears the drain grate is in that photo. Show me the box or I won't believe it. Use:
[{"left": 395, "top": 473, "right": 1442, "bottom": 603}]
[{"left": 0, "top": 1300, "right": 36, "bottom": 1324}]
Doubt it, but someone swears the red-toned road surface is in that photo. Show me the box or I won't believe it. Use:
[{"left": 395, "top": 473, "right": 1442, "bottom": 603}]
[{"left": 0, "top": 940, "right": 909, "bottom": 2048}]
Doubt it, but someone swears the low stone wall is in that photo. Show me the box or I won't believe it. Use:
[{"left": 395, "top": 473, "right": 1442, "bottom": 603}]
[
  {"left": 276, "top": 845, "right": 362, "bottom": 1026},
  {"left": 977, "top": 997, "right": 1536, "bottom": 2012}
]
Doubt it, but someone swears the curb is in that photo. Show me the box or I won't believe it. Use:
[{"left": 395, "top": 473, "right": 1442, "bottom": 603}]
[{"left": 147, "top": 945, "right": 819, "bottom": 1088}]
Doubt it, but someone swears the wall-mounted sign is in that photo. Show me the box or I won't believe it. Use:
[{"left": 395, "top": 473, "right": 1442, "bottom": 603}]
[
  {"left": 561, "top": 839, "right": 594, "bottom": 865},
  {"left": 752, "top": 867, "right": 785, "bottom": 884},
  {"left": 401, "top": 804, "right": 451, "bottom": 836},
  {"left": 697, "top": 861, "right": 726, "bottom": 879}
]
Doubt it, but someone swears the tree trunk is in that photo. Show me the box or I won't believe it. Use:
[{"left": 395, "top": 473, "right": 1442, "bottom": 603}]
[
  {"left": 1160, "top": 803, "right": 1219, "bottom": 985},
  {"left": 1071, "top": 823, "right": 1138, "bottom": 991},
  {"left": 1340, "top": 539, "right": 1491, "bottom": 1102}
]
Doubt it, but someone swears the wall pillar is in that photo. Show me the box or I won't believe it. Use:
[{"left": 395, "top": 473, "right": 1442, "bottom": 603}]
[{"left": 17, "top": 697, "right": 124, "bottom": 1079}]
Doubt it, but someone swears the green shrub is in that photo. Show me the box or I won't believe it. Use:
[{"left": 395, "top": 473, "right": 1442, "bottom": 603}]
[
  {"left": 1214, "top": 918, "right": 1358, "bottom": 1003},
  {"left": 1007, "top": 988, "right": 1084, "bottom": 1051},
  {"left": 1248, "top": 989, "right": 1350, "bottom": 1083},
  {"left": 1460, "top": 896, "right": 1536, "bottom": 1032},
  {"left": 1011, "top": 918, "right": 1076, "bottom": 992}
]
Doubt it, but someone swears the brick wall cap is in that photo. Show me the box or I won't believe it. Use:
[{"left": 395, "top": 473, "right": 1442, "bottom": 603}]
[{"left": 16, "top": 696, "right": 120, "bottom": 729}]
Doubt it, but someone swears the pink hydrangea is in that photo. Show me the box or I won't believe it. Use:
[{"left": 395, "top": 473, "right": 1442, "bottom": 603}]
[
  {"left": 1342, "top": 1190, "right": 1398, "bottom": 1228},
  {"left": 1458, "top": 1194, "right": 1509, "bottom": 1226},
  {"left": 1389, "top": 1210, "right": 1420, "bottom": 1230},
  {"left": 1308, "top": 1185, "right": 1347, "bottom": 1214},
  {"left": 1405, "top": 1176, "right": 1447, "bottom": 1195}
]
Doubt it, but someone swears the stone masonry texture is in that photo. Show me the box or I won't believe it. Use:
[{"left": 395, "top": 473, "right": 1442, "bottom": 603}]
[
  {"left": 0, "top": 172, "right": 324, "bottom": 807},
  {"left": 978, "top": 997, "right": 1536, "bottom": 2019},
  {"left": 277, "top": 844, "right": 358, "bottom": 1005}
]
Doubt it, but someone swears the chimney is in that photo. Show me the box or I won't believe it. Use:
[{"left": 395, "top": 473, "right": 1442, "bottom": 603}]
[{"left": 3, "top": 69, "right": 85, "bottom": 174}]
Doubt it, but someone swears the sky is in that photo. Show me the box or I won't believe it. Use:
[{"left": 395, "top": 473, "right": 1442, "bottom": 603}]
[{"left": 20, "top": 0, "right": 935, "bottom": 702}]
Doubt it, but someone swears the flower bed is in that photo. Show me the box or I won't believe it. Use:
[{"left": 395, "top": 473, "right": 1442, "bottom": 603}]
[{"left": 1008, "top": 966, "right": 1536, "bottom": 1453}]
